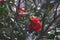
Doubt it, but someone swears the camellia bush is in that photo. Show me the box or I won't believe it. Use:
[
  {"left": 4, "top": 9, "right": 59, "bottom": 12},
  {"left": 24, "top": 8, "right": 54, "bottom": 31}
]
[{"left": 0, "top": 0, "right": 60, "bottom": 40}]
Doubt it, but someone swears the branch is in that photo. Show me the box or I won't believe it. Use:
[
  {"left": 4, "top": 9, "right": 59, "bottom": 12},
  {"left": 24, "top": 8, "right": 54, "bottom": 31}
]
[
  {"left": 44, "top": 14, "right": 60, "bottom": 32},
  {"left": 32, "top": 0, "right": 37, "bottom": 6},
  {"left": 54, "top": 3, "right": 59, "bottom": 19},
  {"left": 44, "top": 3, "right": 59, "bottom": 32}
]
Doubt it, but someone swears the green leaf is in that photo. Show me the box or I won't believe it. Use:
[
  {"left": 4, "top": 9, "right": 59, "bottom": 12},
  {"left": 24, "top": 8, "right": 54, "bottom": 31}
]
[{"left": 48, "top": 34, "right": 55, "bottom": 39}]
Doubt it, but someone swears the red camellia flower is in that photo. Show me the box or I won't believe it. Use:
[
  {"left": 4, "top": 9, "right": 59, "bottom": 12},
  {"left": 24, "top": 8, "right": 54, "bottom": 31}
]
[
  {"left": 0, "top": 0, "right": 3, "bottom": 3},
  {"left": 28, "top": 17, "right": 42, "bottom": 32},
  {"left": 17, "top": 8, "right": 26, "bottom": 19},
  {"left": 19, "top": 8, "right": 26, "bottom": 12}
]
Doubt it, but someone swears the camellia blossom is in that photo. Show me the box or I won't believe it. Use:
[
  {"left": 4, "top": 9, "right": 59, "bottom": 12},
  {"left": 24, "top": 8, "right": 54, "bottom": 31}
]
[
  {"left": 28, "top": 17, "right": 42, "bottom": 32},
  {"left": 0, "top": 0, "right": 3, "bottom": 3}
]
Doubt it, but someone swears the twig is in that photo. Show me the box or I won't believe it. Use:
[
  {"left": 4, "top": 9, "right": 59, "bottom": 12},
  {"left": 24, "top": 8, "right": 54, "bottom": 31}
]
[{"left": 44, "top": 14, "right": 60, "bottom": 32}]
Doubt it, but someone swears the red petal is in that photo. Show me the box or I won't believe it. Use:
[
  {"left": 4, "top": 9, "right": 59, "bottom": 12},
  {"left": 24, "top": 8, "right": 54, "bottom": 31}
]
[{"left": 0, "top": 0, "right": 3, "bottom": 3}]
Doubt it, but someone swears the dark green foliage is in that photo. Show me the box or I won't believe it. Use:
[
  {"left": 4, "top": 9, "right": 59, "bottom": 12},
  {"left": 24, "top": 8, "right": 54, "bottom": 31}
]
[{"left": 48, "top": 34, "right": 55, "bottom": 39}]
